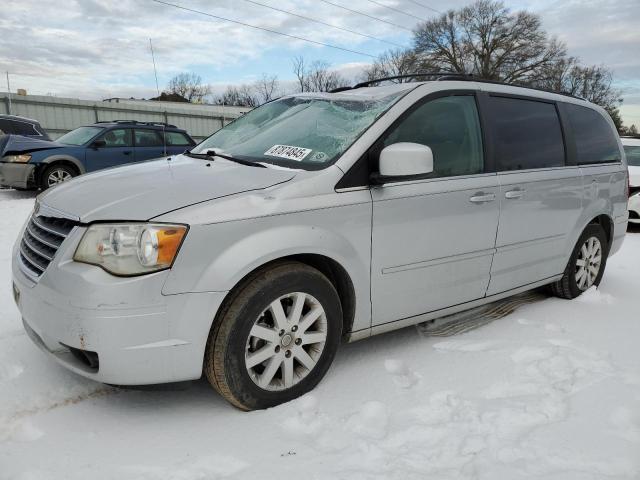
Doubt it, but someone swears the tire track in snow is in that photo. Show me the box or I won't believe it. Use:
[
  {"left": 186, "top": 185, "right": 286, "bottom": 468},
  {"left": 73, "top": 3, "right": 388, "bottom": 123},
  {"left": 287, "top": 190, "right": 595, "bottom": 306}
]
[{"left": 1, "top": 387, "right": 120, "bottom": 443}]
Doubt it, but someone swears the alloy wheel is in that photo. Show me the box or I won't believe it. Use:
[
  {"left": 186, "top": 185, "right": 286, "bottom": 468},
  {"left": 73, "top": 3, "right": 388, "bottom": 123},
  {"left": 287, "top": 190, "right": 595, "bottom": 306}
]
[
  {"left": 575, "top": 236, "right": 602, "bottom": 291},
  {"left": 245, "top": 292, "right": 327, "bottom": 391},
  {"left": 47, "top": 169, "right": 72, "bottom": 187}
]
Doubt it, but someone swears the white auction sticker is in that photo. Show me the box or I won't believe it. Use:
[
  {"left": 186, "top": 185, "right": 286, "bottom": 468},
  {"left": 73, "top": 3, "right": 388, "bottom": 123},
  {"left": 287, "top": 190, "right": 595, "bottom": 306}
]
[{"left": 264, "top": 145, "right": 312, "bottom": 161}]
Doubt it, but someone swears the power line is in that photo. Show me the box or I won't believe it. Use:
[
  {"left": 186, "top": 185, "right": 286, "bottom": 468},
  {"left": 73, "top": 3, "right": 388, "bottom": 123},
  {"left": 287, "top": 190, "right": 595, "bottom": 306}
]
[
  {"left": 405, "top": 0, "right": 442, "bottom": 15},
  {"left": 240, "top": 0, "right": 407, "bottom": 49},
  {"left": 316, "top": 0, "right": 415, "bottom": 32},
  {"left": 149, "top": 0, "right": 377, "bottom": 58},
  {"left": 365, "top": 0, "right": 431, "bottom": 22}
]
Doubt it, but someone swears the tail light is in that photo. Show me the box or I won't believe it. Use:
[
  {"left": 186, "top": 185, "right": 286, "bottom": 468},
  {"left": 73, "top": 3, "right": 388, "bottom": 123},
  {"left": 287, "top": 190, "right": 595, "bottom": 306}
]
[{"left": 626, "top": 168, "right": 630, "bottom": 199}]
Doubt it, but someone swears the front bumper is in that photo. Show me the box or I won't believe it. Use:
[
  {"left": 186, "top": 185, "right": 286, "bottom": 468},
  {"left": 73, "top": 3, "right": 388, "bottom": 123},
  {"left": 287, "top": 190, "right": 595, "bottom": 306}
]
[
  {"left": 629, "top": 192, "right": 640, "bottom": 224},
  {"left": 12, "top": 224, "right": 227, "bottom": 385},
  {"left": 0, "top": 162, "right": 35, "bottom": 189}
]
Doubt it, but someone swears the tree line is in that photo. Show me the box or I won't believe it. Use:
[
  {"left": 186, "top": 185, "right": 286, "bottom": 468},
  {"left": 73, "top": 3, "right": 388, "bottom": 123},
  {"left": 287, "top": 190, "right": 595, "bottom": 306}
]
[
  {"left": 159, "top": 57, "right": 349, "bottom": 108},
  {"left": 158, "top": 0, "right": 634, "bottom": 132}
]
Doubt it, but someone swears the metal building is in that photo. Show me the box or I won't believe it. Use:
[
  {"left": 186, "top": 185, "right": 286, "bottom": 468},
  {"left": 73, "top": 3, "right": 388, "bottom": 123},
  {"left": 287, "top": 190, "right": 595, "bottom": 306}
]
[{"left": 0, "top": 92, "right": 249, "bottom": 141}]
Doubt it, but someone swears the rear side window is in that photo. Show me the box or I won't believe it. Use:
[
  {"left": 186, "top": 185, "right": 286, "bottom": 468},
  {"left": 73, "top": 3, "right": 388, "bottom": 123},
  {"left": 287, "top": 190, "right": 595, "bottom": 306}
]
[
  {"left": 565, "top": 104, "right": 620, "bottom": 164},
  {"left": 164, "top": 131, "right": 192, "bottom": 146},
  {"left": 490, "top": 96, "right": 565, "bottom": 171},
  {"left": 382, "top": 95, "right": 484, "bottom": 177},
  {"left": 135, "top": 129, "right": 163, "bottom": 147}
]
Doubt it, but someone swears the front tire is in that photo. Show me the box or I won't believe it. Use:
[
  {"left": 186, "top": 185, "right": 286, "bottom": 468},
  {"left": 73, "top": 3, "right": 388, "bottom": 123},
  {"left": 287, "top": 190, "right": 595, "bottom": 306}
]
[
  {"left": 40, "top": 164, "right": 76, "bottom": 190},
  {"left": 550, "top": 224, "right": 608, "bottom": 299},
  {"left": 204, "top": 262, "right": 343, "bottom": 410}
]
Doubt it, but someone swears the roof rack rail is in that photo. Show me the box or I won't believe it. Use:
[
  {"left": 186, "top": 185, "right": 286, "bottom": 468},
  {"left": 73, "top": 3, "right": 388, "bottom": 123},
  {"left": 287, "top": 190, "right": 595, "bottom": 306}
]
[
  {"left": 330, "top": 71, "right": 586, "bottom": 101},
  {"left": 94, "top": 120, "right": 178, "bottom": 128},
  {"left": 351, "top": 72, "right": 471, "bottom": 90}
]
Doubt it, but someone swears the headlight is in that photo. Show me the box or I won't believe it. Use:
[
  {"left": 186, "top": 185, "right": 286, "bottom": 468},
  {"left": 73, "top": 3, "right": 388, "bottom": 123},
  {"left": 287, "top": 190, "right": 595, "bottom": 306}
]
[
  {"left": 74, "top": 223, "right": 187, "bottom": 276},
  {"left": 3, "top": 154, "right": 32, "bottom": 163}
]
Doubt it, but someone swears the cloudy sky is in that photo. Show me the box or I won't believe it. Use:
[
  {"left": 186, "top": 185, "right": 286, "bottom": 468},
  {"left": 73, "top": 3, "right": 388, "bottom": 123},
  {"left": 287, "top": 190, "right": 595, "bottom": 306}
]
[{"left": 2, "top": 0, "right": 639, "bottom": 125}]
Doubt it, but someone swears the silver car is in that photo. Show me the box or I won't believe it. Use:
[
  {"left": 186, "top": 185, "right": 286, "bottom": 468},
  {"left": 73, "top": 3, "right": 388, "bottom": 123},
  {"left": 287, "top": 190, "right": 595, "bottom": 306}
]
[{"left": 12, "top": 78, "right": 628, "bottom": 410}]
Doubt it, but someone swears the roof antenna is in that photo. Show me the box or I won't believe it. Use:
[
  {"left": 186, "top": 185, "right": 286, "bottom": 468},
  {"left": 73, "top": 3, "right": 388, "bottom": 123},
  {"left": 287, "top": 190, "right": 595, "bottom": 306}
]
[{"left": 149, "top": 38, "right": 160, "bottom": 98}]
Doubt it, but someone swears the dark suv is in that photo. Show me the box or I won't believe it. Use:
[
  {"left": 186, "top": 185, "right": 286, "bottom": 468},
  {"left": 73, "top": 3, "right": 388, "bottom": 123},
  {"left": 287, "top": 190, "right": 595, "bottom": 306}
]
[
  {"left": 0, "top": 120, "right": 195, "bottom": 190},
  {"left": 0, "top": 114, "right": 50, "bottom": 140}
]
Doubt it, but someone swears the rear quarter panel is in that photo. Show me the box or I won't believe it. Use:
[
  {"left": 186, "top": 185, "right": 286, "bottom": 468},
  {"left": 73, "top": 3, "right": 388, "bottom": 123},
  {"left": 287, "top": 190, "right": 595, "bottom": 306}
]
[{"left": 577, "top": 163, "right": 628, "bottom": 256}]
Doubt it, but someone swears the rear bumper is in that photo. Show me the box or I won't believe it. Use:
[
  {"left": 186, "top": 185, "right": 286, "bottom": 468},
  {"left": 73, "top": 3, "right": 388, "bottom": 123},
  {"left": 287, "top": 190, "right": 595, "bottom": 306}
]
[
  {"left": 629, "top": 193, "right": 640, "bottom": 224},
  {"left": 12, "top": 226, "right": 227, "bottom": 385},
  {"left": 0, "top": 162, "right": 35, "bottom": 189}
]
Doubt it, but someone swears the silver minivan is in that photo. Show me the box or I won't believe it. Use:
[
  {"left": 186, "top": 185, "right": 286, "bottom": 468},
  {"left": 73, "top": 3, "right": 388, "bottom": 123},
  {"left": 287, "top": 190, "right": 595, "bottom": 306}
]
[{"left": 12, "top": 77, "right": 628, "bottom": 410}]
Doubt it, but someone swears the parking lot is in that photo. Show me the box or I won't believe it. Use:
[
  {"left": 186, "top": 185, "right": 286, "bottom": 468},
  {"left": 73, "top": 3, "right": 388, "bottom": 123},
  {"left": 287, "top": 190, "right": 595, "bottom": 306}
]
[{"left": 1, "top": 187, "right": 639, "bottom": 479}]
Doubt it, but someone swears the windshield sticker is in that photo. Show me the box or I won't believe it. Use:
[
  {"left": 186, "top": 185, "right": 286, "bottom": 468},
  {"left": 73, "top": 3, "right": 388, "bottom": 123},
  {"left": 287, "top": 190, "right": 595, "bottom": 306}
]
[{"left": 264, "top": 145, "right": 312, "bottom": 161}]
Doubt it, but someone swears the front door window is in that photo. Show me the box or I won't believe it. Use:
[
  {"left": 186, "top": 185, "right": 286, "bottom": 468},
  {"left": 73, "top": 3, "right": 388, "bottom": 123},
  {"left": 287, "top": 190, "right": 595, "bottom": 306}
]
[{"left": 382, "top": 95, "right": 484, "bottom": 178}]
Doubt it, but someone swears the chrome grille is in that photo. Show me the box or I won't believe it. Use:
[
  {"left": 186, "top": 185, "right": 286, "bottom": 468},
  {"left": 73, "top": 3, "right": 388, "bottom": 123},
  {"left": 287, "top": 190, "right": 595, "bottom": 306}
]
[{"left": 19, "top": 214, "right": 78, "bottom": 280}]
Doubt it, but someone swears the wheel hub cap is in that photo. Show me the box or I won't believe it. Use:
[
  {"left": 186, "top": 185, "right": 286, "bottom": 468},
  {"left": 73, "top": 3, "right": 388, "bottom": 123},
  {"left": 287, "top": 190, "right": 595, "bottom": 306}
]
[
  {"left": 245, "top": 292, "right": 328, "bottom": 391},
  {"left": 281, "top": 333, "right": 293, "bottom": 347}
]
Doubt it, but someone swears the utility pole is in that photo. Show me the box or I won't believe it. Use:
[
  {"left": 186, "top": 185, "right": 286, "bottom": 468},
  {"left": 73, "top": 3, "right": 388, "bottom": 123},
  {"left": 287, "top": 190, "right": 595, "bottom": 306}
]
[
  {"left": 5, "top": 71, "right": 12, "bottom": 115},
  {"left": 149, "top": 38, "right": 160, "bottom": 97}
]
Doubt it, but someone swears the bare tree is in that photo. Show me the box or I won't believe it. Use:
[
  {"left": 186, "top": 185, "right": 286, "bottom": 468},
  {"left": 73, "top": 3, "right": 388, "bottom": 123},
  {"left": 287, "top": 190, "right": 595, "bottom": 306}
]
[
  {"left": 413, "top": 0, "right": 566, "bottom": 83},
  {"left": 532, "top": 58, "right": 623, "bottom": 129},
  {"left": 291, "top": 57, "right": 349, "bottom": 92},
  {"left": 215, "top": 85, "right": 258, "bottom": 108},
  {"left": 292, "top": 56, "right": 308, "bottom": 92},
  {"left": 360, "top": 49, "right": 428, "bottom": 83},
  {"left": 253, "top": 73, "right": 280, "bottom": 104},
  {"left": 166, "top": 72, "right": 211, "bottom": 103},
  {"left": 308, "top": 61, "right": 348, "bottom": 92}
]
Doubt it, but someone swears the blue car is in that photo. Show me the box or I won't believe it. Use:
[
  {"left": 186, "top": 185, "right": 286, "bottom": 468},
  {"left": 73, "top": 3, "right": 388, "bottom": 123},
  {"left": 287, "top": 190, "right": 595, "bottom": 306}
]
[{"left": 0, "top": 120, "right": 195, "bottom": 190}]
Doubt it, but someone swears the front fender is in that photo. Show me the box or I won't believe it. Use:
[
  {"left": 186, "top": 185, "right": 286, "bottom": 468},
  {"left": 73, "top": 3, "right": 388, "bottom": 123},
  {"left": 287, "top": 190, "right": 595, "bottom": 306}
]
[
  {"left": 35, "top": 153, "right": 86, "bottom": 174},
  {"left": 162, "top": 203, "right": 372, "bottom": 332}
]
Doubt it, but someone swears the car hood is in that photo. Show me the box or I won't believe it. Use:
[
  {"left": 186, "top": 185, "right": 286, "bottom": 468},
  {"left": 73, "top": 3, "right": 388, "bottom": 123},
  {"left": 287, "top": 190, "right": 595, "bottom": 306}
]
[
  {"left": 0, "top": 134, "right": 65, "bottom": 156},
  {"left": 39, "top": 155, "right": 297, "bottom": 222}
]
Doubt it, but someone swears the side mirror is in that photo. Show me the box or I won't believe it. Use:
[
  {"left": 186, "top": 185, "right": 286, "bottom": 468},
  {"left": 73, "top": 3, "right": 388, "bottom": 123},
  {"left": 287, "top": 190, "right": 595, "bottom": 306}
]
[
  {"left": 372, "top": 142, "right": 434, "bottom": 184},
  {"left": 92, "top": 139, "right": 106, "bottom": 149}
]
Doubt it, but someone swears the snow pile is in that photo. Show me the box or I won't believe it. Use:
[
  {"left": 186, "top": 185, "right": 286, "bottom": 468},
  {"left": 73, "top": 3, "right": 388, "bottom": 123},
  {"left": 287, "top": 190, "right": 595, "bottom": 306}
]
[{"left": 0, "top": 188, "right": 639, "bottom": 479}]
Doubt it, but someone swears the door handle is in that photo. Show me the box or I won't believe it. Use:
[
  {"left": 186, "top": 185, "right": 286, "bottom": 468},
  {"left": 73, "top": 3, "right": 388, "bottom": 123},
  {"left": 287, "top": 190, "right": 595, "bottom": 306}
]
[
  {"left": 123, "top": 151, "right": 132, "bottom": 155},
  {"left": 469, "top": 193, "right": 496, "bottom": 203},
  {"left": 504, "top": 189, "right": 525, "bottom": 199}
]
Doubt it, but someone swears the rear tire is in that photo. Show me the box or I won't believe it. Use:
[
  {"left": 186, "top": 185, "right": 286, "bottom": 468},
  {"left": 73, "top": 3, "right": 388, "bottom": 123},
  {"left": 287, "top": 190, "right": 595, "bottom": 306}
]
[
  {"left": 39, "top": 164, "right": 76, "bottom": 190},
  {"left": 550, "top": 224, "right": 608, "bottom": 299},
  {"left": 204, "top": 262, "right": 342, "bottom": 410}
]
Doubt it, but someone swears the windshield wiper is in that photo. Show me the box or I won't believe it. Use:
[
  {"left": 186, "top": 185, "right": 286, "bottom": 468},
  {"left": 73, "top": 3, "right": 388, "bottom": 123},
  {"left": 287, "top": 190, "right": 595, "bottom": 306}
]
[{"left": 184, "top": 149, "right": 266, "bottom": 168}]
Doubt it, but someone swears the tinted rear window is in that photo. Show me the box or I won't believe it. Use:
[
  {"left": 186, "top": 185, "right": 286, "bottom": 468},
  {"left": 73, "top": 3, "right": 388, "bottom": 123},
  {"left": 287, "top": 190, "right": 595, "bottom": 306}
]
[
  {"left": 565, "top": 104, "right": 620, "bottom": 165},
  {"left": 490, "top": 96, "right": 565, "bottom": 171}
]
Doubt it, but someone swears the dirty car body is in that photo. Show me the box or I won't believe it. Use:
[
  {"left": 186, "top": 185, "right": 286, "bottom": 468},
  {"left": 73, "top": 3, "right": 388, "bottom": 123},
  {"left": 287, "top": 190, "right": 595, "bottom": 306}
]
[{"left": 12, "top": 80, "right": 628, "bottom": 409}]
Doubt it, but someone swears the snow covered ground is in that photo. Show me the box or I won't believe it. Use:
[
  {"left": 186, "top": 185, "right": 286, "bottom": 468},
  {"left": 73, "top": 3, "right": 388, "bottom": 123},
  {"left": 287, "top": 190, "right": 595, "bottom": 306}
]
[{"left": 1, "top": 188, "right": 639, "bottom": 480}]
